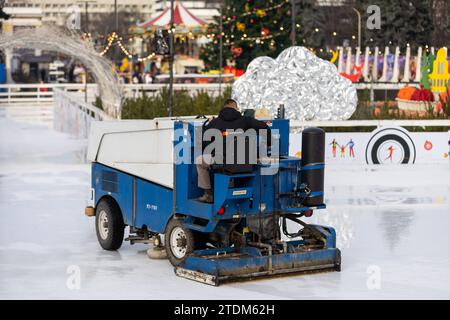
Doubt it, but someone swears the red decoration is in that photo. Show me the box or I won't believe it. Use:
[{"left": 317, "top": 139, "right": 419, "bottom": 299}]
[
  {"left": 260, "top": 27, "right": 270, "bottom": 36},
  {"left": 340, "top": 64, "right": 363, "bottom": 83},
  {"left": 224, "top": 66, "right": 245, "bottom": 77},
  {"left": 424, "top": 140, "right": 433, "bottom": 151},
  {"left": 235, "top": 69, "right": 245, "bottom": 77},
  {"left": 232, "top": 47, "right": 243, "bottom": 58},
  {"left": 411, "top": 86, "right": 434, "bottom": 102}
]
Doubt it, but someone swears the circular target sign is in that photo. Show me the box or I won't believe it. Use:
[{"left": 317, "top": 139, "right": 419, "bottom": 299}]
[{"left": 365, "top": 127, "right": 416, "bottom": 165}]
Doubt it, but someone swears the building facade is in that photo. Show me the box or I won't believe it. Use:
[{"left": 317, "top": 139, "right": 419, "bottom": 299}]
[
  {"left": 152, "top": 0, "right": 222, "bottom": 23},
  {"left": 5, "top": 0, "right": 154, "bottom": 26}
]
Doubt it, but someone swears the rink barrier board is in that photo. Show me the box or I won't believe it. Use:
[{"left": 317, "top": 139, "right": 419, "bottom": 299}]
[
  {"left": 289, "top": 126, "right": 450, "bottom": 165},
  {"left": 52, "top": 90, "right": 450, "bottom": 164}
]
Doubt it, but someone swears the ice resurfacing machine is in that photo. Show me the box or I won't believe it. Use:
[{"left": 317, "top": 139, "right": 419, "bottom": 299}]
[{"left": 85, "top": 116, "right": 341, "bottom": 285}]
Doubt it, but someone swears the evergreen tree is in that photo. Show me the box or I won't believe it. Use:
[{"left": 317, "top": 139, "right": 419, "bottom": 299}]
[
  {"left": 429, "top": 0, "right": 450, "bottom": 47},
  {"left": 200, "top": 0, "right": 325, "bottom": 70},
  {"left": 361, "top": 0, "right": 434, "bottom": 49},
  {"left": 297, "top": 0, "right": 326, "bottom": 49}
]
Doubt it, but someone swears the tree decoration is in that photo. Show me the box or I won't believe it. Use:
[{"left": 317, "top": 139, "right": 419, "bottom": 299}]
[
  {"left": 232, "top": 47, "right": 244, "bottom": 58},
  {"left": 255, "top": 9, "right": 267, "bottom": 18},
  {"left": 236, "top": 22, "right": 246, "bottom": 32}
]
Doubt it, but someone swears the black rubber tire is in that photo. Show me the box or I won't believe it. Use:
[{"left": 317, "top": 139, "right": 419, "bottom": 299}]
[
  {"left": 95, "top": 198, "right": 125, "bottom": 251},
  {"left": 165, "top": 218, "right": 196, "bottom": 266}
]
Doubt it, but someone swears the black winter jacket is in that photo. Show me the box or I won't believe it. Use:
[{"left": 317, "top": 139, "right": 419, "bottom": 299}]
[
  {"left": 202, "top": 107, "right": 271, "bottom": 154},
  {"left": 205, "top": 107, "right": 269, "bottom": 132}
]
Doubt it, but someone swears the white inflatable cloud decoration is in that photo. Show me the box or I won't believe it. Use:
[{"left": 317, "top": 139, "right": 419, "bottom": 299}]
[{"left": 232, "top": 46, "right": 358, "bottom": 121}]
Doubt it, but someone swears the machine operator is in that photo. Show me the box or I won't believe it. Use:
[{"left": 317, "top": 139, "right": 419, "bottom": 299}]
[{"left": 196, "top": 99, "right": 270, "bottom": 203}]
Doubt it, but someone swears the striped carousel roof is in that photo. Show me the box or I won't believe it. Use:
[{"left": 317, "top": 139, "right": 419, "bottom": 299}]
[{"left": 137, "top": 1, "right": 207, "bottom": 28}]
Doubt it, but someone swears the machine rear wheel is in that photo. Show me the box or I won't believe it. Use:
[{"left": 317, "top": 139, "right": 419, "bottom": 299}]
[
  {"left": 95, "top": 198, "right": 125, "bottom": 251},
  {"left": 165, "top": 218, "right": 195, "bottom": 266}
]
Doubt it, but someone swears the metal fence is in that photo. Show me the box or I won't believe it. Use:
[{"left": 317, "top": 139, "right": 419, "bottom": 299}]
[
  {"left": 0, "top": 83, "right": 234, "bottom": 105},
  {"left": 0, "top": 83, "right": 99, "bottom": 104},
  {"left": 53, "top": 88, "right": 112, "bottom": 138},
  {"left": 0, "top": 82, "right": 408, "bottom": 105}
]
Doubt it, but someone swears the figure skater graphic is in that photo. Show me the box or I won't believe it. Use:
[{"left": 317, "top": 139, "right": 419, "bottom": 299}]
[
  {"left": 347, "top": 139, "right": 355, "bottom": 158},
  {"left": 340, "top": 145, "right": 346, "bottom": 158},
  {"left": 385, "top": 145, "right": 396, "bottom": 162},
  {"left": 330, "top": 139, "right": 339, "bottom": 158}
]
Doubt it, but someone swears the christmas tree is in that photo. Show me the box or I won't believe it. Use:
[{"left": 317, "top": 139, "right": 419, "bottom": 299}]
[{"left": 200, "top": 0, "right": 325, "bottom": 70}]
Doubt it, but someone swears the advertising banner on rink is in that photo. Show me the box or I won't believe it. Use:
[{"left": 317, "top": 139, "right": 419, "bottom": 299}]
[{"left": 290, "top": 127, "right": 450, "bottom": 165}]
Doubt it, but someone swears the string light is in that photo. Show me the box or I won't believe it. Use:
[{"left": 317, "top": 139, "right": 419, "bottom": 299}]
[
  {"left": 99, "top": 32, "right": 156, "bottom": 62},
  {"left": 224, "top": 32, "right": 283, "bottom": 47},
  {"left": 138, "top": 52, "right": 156, "bottom": 62},
  {"left": 215, "top": 1, "right": 327, "bottom": 53},
  {"left": 99, "top": 32, "right": 116, "bottom": 56},
  {"left": 222, "top": 1, "right": 288, "bottom": 24}
]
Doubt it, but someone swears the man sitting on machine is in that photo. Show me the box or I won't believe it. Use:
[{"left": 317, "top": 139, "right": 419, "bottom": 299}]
[{"left": 196, "top": 99, "right": 270, "bottom": 203}]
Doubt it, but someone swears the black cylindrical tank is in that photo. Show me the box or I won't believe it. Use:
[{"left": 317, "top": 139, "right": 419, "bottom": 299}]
[{"left": 300, "top": 127, "right": 325, "bottom": 207}]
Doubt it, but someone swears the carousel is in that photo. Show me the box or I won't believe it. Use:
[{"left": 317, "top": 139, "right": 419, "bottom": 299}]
[{"left": 130, "top": 0, "right": 233, "bottom": 84}]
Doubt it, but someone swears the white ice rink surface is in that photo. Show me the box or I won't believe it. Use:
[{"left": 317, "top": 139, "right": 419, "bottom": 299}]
[{"left": 0, "top": 117, "right": 449, "bottom": 300}]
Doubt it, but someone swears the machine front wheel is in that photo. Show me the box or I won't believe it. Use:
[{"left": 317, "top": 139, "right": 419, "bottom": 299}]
[
  {"left": 165, "top": 218, "right": 195, "bottom": 266},
  {"left": 95, "top": 198, "right": 125, "bottom": 251}
]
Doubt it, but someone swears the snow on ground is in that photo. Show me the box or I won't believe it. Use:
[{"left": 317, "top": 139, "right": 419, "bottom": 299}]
[{"left": 0, "top": 116, "right": 449, "bottom": 300}]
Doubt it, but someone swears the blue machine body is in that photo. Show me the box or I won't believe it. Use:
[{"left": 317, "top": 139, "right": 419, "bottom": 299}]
[
  {"left": 0, "top": 64, "right": 6, "bottom": 84},
  {"left": 91, "top": 119, "right": 340, "bottom": 285}
]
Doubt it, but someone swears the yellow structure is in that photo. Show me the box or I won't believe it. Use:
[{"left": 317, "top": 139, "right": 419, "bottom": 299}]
[
  {"left": 330, "top": 50, "right": 339, "bottom": 64},
  {"left": 119, "top": 58, "right": 130, "bottom": 73},
  {"left": 429, "top": 48, "right": 450, "bottom": 93}
]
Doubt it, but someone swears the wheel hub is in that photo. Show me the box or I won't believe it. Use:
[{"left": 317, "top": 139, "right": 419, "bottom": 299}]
[
  {"left": 98, "top": 210, "right": 109, "bottom": 240},
  {"left": 170, "top": 226, "right": 187, "bottom": 259}
]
